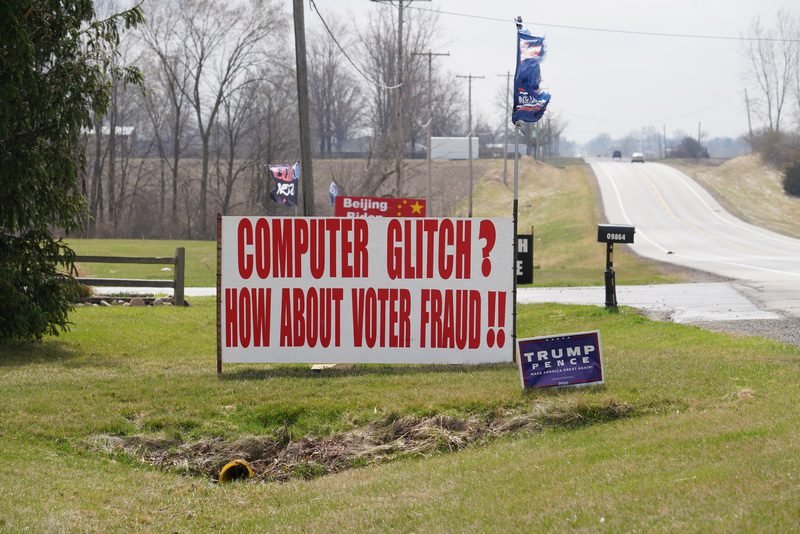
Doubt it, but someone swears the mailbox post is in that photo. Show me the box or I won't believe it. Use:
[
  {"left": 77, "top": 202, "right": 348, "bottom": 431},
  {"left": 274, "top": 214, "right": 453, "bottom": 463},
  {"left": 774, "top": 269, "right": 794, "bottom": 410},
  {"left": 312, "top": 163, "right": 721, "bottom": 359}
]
[{"left": 597, "top": 224, "right": 635, "bottom": 308}]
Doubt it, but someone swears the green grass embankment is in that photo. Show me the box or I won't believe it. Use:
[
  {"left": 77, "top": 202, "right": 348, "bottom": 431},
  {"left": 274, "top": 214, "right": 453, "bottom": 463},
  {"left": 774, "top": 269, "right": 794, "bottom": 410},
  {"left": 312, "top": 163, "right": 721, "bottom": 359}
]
[{"left": 1, "top": 299, "right": 798, "bottom": 529}]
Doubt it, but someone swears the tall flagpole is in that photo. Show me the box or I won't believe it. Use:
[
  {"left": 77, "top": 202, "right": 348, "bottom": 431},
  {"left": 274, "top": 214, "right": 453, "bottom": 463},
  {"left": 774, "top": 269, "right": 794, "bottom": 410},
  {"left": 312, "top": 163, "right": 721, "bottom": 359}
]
[
  {"left": 497, "top": 71, "right": 512, "bottom": 186},
  {"left": 510, "top": 15, "right": 549, "bottom": 362},
  {"left": 511, "top": 16, "right": 523, "bottom": 363}
]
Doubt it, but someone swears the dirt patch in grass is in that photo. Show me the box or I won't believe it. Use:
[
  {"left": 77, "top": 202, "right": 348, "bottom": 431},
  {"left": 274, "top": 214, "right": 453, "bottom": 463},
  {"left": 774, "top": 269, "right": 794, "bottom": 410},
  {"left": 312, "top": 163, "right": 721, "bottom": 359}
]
[{"left": 90, "top": 397, "right": 645, "bottom": 483}]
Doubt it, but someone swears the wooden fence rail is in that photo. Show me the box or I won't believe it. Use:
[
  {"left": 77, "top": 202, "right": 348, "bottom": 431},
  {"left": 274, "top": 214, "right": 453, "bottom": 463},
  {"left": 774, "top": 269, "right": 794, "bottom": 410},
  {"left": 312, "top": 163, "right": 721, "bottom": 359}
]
[{"left": 75, "top": 247, "right": 185, "bottom": 306}]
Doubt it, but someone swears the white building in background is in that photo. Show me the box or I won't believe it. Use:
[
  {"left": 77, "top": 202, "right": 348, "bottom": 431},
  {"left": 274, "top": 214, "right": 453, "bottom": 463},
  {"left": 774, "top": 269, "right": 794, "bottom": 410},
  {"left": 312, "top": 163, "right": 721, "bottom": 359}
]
[{"left": 83, "top": 126, "right": 136, "bottom": 137}]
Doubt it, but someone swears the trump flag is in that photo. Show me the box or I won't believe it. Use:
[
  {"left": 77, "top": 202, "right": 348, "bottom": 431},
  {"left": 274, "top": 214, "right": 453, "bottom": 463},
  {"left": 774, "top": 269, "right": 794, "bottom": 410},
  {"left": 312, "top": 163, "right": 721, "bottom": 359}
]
[{"left": 512, "top": 27, "right": 551, "bottom": 124}]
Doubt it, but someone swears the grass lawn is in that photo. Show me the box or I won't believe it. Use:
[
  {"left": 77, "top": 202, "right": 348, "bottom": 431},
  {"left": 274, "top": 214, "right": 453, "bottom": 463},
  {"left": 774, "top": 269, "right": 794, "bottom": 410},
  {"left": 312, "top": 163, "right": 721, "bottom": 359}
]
[
  {"left": 1, "top": 299, "right": 799, "bottom": 530},
  {"left": 5, "top": 157, "right": 798, "bottom": 529},
  {"left": 68, "top": 238, "right": 218, "bottom": 287}
]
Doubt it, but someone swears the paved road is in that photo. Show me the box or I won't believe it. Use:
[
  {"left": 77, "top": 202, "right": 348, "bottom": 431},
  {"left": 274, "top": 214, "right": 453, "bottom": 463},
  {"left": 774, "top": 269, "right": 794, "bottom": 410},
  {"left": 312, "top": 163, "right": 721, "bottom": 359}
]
[{"left": 590, "top": 159, "right": 800, "bottom": 317}]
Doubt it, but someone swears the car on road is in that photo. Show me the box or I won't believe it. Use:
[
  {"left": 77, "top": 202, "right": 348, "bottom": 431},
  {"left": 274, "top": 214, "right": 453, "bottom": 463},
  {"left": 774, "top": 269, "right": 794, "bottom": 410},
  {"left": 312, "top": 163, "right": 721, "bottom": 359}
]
[
  {"left": 631, "top": 152, "right": 645, "bottom": 163},
  {"left": 612, "top": 150, "right": 622, "bottom": 159}
]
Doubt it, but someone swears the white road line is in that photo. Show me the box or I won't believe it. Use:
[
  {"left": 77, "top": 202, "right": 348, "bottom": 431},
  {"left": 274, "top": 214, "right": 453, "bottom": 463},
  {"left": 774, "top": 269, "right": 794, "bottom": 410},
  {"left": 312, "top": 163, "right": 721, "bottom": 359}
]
[{"left": 595, "top": 163, "right": 671, "bottom": 254}]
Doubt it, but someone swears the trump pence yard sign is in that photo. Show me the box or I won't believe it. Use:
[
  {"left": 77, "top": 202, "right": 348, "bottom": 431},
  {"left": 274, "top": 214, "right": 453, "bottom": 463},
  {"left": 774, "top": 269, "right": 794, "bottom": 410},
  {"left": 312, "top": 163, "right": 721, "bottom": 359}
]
[
  {"left": 218, "top": 216, "right": 513, "bottom": 365},
  {"left": 517, "top": 330, "right": 604, "bottom": 389}
]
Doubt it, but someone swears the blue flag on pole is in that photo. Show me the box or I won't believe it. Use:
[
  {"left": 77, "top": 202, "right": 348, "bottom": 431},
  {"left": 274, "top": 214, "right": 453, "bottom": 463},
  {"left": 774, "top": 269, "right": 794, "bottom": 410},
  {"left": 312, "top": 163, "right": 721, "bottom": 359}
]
[
  {"left": 512, "top": 27, "right": 550, "bottom": 124},
  {"left": 329, "top": 180, "right": 343, "bottom": 205}
]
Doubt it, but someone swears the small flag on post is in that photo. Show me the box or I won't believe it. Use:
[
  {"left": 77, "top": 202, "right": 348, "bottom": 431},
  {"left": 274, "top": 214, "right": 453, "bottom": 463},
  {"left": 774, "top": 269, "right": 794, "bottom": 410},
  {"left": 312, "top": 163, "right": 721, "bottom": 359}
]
[
  {"left": 329, "top": 180, "right": 343, "bottom": 205},
  {"left": 512, "top": 25, "right": 550, "bottom": 124},
  {"left": 269, "top": 161, "right": 299, "bottom": 206}
]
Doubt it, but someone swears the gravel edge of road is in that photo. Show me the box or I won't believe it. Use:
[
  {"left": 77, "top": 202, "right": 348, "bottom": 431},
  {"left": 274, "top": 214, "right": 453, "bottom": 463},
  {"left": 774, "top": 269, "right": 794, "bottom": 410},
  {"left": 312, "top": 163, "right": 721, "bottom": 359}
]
[{"left": 689, "top": 318, "right": 800, "bottom": 349}]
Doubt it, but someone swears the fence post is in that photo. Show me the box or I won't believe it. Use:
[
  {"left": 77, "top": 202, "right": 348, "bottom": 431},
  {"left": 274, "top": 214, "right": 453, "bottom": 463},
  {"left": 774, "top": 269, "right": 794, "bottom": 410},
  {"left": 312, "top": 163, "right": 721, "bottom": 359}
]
[{"left": 174, "top": 247, "right": 186, "bottom": 307}]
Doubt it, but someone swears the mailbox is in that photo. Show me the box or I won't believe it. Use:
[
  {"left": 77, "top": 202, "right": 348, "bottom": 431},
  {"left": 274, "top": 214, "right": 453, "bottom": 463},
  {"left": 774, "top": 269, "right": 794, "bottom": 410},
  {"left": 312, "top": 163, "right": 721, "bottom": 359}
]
[
  {"left": 597, "top": 224, "right": 635, "bottom": 244},
  {"left": 597, "top": 224, "right": 635, "bottom": 308}
]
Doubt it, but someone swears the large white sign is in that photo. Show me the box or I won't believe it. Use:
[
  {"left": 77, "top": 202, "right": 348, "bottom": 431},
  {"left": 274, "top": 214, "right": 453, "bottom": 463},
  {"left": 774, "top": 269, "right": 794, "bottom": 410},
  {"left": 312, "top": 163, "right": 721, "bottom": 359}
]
[{"left": 220, "top": 216, "right": 513, "bottom": 364}]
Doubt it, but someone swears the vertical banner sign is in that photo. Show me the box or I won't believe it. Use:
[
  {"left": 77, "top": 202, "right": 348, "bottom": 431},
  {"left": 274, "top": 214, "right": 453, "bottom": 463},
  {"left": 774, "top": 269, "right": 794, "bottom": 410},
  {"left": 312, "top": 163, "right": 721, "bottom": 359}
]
[
  {"left": 335, "top": 196, "right": 426, "bottom": 218},
  {"left": 328, "top": 181, "right": 343, "bottom": 205},
  {"left": 511, "top": 27, "right": 551, "bottom": 124},
  {"left": 516, "top": 234, "right": 533, "bottom": 284},
  {"left": 220, "top": 216, "right": 513, "bottom": 364},
  {"left": 517, "top": 331, "right": 603, "bottom": 389},
  {"left": 269, "top": 162, "right": 299, "bottom": 206}
]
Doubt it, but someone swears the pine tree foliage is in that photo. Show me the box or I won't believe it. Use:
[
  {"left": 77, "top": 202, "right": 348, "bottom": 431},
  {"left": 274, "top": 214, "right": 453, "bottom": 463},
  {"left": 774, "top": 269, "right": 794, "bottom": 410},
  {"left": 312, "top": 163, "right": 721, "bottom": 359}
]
[{"left": 0, "top": 1, "right": 143, "bottom": 340}]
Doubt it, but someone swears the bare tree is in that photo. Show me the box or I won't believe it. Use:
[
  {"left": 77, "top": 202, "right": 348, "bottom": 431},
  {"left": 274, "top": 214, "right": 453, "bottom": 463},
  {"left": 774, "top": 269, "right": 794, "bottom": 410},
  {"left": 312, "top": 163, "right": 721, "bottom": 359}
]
[
  {"left": 743, "top": 12, "right": 798, "bottom": 133},
  {"left": 431, "top": 71, "right": 464, "bottom": 137},
  {"left": 86, "top": 110, "right": 107, "bottom": 233},
  {"left": 82, "top": 2, "right": 153, "bottom": 238},
  {"left": 583, "top": 133, "right": 613, "bottom": 157},
  {"left": 360, "top": 12, "right": 396, "bottom": 140},
  {"left": 177, "top": 0, "right": 283, "bottom": 237},
  {"left": 81, "top": 0, "right": 125, "bottom": 235},
  {"left": 249, "top": 73, "right": 300, "bottom": 212},
  {"left": 358, "top": 8, "right": 450, "bottom": 195},
  {"left": 785, "top": 16, "right": 800, "bottom": 130},
  {"left": 139, "top": 0, "right": 195, "bottom": 235},
  {"left": 309, "top": 23, "right": 363, "bottom": 156},
  {"left": 212, "top": 81, "right": 260, "bottom": 215}
]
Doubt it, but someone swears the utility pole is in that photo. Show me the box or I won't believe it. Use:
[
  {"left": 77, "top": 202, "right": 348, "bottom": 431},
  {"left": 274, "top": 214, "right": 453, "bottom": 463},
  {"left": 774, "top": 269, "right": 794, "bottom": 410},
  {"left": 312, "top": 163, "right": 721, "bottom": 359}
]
[
  {"left": 412, "top": 49, "right": 449, "bottom": 215},
  {"left": 395, "top": 0, "right": 404, "bottom": 196},
  {"left": 663, "top": 124, "right": 667, "bottom": 158},
  {"left": 497, "top": 71, "right": 512, "bottom": 185},
  {"left": 745, "top": 89, "right": 754, "bottom": 153},
  {"left": 456, "top": 73, "right": 485, "bottom": 217},
  {"left": 697, "top": 121, "right": 703, "bottom": 160},
  {"left": 292, "top": 0, "right": 314, "bottom": 215},
  {"left": 371, "top": 0, "right": 430, "bottom": 197}
]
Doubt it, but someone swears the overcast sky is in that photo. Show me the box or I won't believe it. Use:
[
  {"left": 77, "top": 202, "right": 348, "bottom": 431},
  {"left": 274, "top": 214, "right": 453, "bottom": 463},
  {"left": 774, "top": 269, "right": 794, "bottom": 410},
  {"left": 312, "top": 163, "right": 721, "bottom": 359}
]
[{"left": 307, "top": 0, "right": 798, "bottom": 145}]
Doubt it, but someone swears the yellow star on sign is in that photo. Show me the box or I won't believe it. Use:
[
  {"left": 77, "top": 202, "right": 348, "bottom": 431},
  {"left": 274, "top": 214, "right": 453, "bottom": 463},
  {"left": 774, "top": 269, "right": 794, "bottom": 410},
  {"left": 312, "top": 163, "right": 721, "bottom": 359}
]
[{"left": 410, "top": 201, "right": 423, "bottom": 215}]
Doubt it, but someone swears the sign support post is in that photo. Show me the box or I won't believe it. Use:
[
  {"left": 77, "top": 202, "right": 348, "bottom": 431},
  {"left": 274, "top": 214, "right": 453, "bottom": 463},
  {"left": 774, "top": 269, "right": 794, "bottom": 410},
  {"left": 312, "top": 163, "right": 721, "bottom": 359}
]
[
  {"left": 597, "top": 223, "right": 635, "bottom": 308},
  {"left": 512, "top": 120, "right": 522, "bottom": 362},
  {"left": 604, "top": 242, "right": 617, "bottom": 308},
  {"left": 216, "top": 211, "right": 223, "bottom": 375}
]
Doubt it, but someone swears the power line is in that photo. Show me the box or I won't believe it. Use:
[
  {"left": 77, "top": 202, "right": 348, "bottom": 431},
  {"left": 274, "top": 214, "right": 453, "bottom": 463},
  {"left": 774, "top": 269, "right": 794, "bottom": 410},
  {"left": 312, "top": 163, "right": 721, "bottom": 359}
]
[
  {"left": 560, "top": 91, "right": 742, "bottom": 127},
  {"left": 404, "top": 5, "right": 800, "bottom": 43},
  {"left": 308, "top": 0, "right": 401, "bottom": 90}
]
